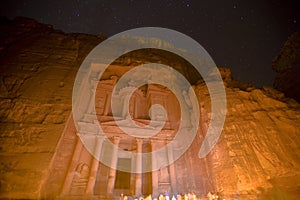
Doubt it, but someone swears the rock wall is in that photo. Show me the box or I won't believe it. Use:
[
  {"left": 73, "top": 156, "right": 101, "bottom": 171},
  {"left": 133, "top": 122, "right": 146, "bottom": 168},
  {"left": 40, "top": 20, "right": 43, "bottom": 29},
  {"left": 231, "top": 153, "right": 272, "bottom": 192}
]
[
  {"left": 0, "top": 17, "right": 299, "bottom": 199},
  {"left": 272, "top": 30, "right": 300, "bottom": 102},
  {"left": 194, "top": 82, "right": 300, "bottom": 199},
  {"left": 0, "top": 17, "right": 104, "bottom": 199}
]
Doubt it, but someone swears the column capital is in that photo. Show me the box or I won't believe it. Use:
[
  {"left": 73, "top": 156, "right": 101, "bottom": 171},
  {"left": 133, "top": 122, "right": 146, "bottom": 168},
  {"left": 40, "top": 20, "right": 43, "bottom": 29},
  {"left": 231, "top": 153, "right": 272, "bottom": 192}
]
[
  {"left": 149, "top": 138, "right": 157, "bottom": 144},
  {"left": 136, "top": 138, "right": 143, "bottom": 144},
  {"left": 112, "top": 136, "right": 120, "bottom": 145},
  {"left": 136, "top": 138, "right": 143, "bottom": 151}
]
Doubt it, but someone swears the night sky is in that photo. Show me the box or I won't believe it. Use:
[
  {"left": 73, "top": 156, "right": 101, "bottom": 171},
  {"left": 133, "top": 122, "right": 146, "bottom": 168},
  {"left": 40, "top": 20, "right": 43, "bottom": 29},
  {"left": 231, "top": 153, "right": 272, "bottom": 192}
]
[{"left": 1, "top": 0, "right": 299, "bottom": 87}]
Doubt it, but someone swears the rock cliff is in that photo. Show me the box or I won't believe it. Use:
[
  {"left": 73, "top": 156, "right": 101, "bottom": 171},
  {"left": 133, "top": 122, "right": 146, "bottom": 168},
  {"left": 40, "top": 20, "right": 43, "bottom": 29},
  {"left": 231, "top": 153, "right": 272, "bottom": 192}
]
[
  {"left": 272, "top": 30, "right": 300, "bottom": 102},
  {"left": 0, "top": 17, "right": 104, "bottom": 198},
  {"left": 0, "top": 17, "right": 299, "bottom": 199}
]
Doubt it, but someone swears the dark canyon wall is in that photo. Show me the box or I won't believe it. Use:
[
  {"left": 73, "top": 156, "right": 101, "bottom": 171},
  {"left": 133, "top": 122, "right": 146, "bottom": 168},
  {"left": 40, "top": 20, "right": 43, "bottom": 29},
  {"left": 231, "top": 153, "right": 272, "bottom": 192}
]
[{"left": 272, "top": 30, "right": 300, "bottom": 102}]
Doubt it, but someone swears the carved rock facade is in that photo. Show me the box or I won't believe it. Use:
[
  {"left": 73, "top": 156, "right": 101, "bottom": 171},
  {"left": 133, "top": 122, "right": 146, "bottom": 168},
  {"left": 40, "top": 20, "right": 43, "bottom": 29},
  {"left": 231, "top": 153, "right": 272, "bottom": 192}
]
[
  {"left": 0, "top": 18, "right": 299, "bottom": 199},
  {"left": 41, "top": 65, "right": 300, "bottom": 199}
]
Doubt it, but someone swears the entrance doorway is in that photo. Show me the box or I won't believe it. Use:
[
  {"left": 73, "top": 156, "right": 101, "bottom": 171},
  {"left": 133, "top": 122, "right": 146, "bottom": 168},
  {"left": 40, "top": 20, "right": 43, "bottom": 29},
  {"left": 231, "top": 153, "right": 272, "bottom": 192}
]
[{"left": 114, "top": 158, "right": 131, "bottom": 194}]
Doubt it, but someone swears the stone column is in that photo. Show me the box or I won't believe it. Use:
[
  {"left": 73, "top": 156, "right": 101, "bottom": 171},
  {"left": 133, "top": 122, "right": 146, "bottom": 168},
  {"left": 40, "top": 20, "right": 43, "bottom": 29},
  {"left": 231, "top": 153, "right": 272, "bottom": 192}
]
[
  {"left": 87, "top": 86, "right": 96, "bottom": 114},
  {"left": 167, "top": 142, "right": 177, "bottom": 194},
  {"left": 122, "top": 94, "right": 131, "bottom": 118},
  {"left": 86, "top": 135, "right": 104, "bottom": 194},
  {"left": 107, "top": 136, "right": 120, "bottom": 194},
  {"left": 103, "top": 93, "right": 112, "bottom": 116},
  {"left": 135, "top": 138, "right": 143, "bottom": 196},
  {"left": 61, "top": 136, "right": 83, "bottom": 195},
  {"left": 87, "top": 81, "right": 97, "bottom": 114},
  {"left": 151, "top": 140, "right": 159, "bottom": 196}
]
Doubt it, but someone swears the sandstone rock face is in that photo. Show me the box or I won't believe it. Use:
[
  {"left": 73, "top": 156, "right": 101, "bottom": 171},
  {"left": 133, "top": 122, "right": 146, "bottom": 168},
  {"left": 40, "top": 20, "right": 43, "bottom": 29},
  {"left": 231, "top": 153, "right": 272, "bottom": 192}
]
[
  {"left": 195, "top": 84, "right": 300, "bottom": 199},
  {"left": 272, "top": 30, "right": 300, "bottom": 102},
  {"left": 0, "top": 17, "right": 299, "bottom": 199},
  {"left": 0, "top": 17, "right": 104, "bottom": 199}
]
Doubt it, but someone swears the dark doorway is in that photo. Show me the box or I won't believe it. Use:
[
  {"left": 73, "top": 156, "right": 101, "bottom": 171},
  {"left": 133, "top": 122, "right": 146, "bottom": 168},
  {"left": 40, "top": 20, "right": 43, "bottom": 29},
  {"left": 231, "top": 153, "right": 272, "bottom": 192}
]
[{"left": 114, "top": 158, "right": 131, "bottom": 190}]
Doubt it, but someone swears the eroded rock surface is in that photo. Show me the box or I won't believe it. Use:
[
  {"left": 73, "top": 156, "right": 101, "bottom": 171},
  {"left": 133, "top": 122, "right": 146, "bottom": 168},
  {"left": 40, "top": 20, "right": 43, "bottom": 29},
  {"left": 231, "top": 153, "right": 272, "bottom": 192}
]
[{"left": 0, "top": 17, "right": 104, "bottom": 199}]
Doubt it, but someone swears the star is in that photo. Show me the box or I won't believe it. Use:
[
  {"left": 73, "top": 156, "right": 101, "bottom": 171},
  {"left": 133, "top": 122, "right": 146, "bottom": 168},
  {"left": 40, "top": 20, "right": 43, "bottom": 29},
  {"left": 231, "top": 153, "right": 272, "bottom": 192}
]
[{"left": 1, "top": 0, "right": 298, "bottom": 88}]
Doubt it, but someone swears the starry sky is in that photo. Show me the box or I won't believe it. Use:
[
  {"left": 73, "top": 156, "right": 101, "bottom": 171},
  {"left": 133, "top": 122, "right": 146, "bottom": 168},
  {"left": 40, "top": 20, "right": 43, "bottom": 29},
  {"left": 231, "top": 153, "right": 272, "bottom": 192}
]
[{"left": 0, "top": 0, "right": 299, "bottom": 87}]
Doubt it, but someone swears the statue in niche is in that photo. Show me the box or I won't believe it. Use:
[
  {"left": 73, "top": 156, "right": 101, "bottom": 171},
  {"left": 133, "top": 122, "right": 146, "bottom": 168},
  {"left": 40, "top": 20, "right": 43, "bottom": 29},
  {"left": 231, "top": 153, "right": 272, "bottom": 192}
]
[
  {"left": 129, "top": 95, "right": 136, "bottom": 119},
  {"left": 120, "top": 89, "right": 133, "bottom": 119},
  {"left": 182, "top": 90, "right": 192, "bottom": 109},
  {"left": 110, "top": 75, "right": 118, "bottom": 84},
  {"left": 70, "top": 162, "right": 90, "bottom": 194},
  {"left": 200, "top": 102, "right": 210, "bottom": 138},
  {"left": 182, "top": 89, "right": 196, "bottom": 128},
  {"left": 158, "top": 166, "right": 170, "bottom": 183}
]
